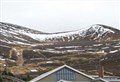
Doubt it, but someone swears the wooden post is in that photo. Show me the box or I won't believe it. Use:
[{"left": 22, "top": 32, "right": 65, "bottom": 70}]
[{"left": 98, "top": 62, "right": 104, "bottom": 78}]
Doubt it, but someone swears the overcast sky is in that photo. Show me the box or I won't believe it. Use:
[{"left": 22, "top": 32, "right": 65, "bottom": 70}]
[{"left": 0, "top": 0, "right": 120, "bottom": 32}]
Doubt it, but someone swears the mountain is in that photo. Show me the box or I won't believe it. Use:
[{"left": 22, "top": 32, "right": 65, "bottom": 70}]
[
  {"left": 0, "top": 22, "right": 120, "bottom": 47},
  {"left": 85, "top": 24, "right": 120, "bottom": 41},
  {"left": 1, "top": 22, "right": 120, "bottom": 57}
]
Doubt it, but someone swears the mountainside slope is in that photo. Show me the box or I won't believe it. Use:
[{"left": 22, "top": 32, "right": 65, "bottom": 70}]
[{"left": 0, "top": 22, "right": 47, "bottom": 45}]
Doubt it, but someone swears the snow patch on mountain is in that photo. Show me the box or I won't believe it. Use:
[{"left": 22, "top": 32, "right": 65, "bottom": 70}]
[
  {"left": 22, "top": 30, "right": 82, "bottom": 41},
  {"left": 91, "top": 24, "right": 115, "bottom": 34},
  {"left": 86, "top": 24, "right": 116, "bottom": 40}
]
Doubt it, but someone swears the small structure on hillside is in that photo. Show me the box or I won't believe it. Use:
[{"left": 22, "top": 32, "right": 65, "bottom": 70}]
[{"left": 9, "top": 47, "right": 24, "bottom": 66}]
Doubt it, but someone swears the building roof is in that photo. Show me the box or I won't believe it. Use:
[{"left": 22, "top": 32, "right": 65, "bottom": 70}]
[
  {"left": 29, "top": 64, "right": 94, "bottom": 82},
  {"left": 93, "top": 78, "right": 109, "bottom": 82},
  {"left": 91, "top": 75, "right": 120, "bottom": 82}
]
